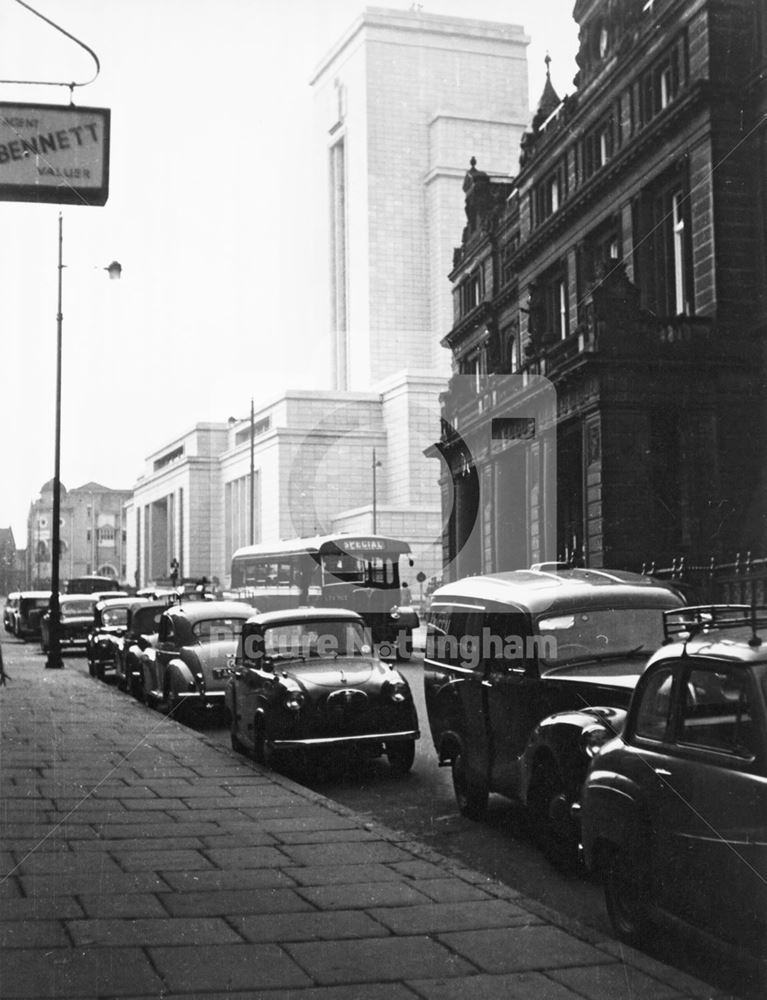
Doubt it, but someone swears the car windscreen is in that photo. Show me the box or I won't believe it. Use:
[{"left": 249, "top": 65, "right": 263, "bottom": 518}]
[
  {"left": 536, "top": 606, "right": 668, "bottom": 667},
  {"left": 23, "top": 598, "right": 51, "bottom": 611},
  {"left": 263, "top": 619, "right": 369, "bottom": 659},
  {"left": 60, "top": 600, "right": 94, "bottom": 618},
  {"left": 131, "top": 608, "right": 165, "bottom": 635},
  {"left": 101, "top": 606, "right": 129, "bottom": 627},
  {"left": 192, "top": 617, "right": 246, "bottom": 643}
]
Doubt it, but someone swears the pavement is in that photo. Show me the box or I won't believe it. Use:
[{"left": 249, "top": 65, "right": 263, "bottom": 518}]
[{"left": 0, "top": 635, "right": 734, "bottom": 1000}]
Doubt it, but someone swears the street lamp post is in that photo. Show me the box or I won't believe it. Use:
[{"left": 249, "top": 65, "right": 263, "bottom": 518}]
[{"left": 46, "top": 213, "right": 120, "bottom": 669}]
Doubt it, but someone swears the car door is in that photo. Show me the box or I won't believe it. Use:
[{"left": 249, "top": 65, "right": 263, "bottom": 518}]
[
  {"left": 480, "top": 609, "right": 553, "bottom": 797},
  {"left": 651, "top": 660, "right": 767, "bottom": 947},
  {"left": 152, "top": 615, "right": 178, "bottom": 697},
  {"left": 233, "top": 625, "right": 270, "bottom": 746}
]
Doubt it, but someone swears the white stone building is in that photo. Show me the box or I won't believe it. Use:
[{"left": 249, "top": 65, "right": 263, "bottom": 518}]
[{"left": 127, "top": 7, "right": 529, "bottom": 590}]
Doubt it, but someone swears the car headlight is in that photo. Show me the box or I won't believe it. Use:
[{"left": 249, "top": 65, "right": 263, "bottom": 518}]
[
  {"left": 383, "top": 678, "right": 408, "bottom": 703},
  {"left": 283, "top": 690, "right": 306, "bottom": 712},
  {"left": 580, "top": 723, "right": 612, "bottom": 758}
]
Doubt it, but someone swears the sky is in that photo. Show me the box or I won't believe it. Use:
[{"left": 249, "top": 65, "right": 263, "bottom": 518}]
[{"left": 0, "top": 0, "right": 579, "bottom": 542}]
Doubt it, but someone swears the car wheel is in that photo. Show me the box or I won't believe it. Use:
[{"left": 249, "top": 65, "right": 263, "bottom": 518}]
[
  {"left": 386, "top": 739, "right": 415, "bottom": 774},
  {"left": 229, "top": 703, "right": 246, "bottom": 754},
  {"left": 451, "top": 751, "right": 488, "bottom": 820},
  {"left": 253, "top": 716, "right": 268, "bottom": 764},
  {"left": 528, "top": 761, "right": 580, "bottom": 872},
  {"left": 116, "top": 657, "right": 128, "bottom": 692},
  {"left": 604, "top": 845, "right": 650, "bottom": 946},
  {"left": 95, "top": 658, "right": 105, "bottom": 682},
  {"left": 87, "top": 656, "right": 96, "bottom": 678}
]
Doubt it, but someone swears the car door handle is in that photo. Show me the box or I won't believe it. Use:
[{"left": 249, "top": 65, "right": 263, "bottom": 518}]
[
  {"left": 654, "top": 767, "right": 672, "bottom": 777},
  {"left": 481, "top": 679, "right": 493, "bottom": 688}
]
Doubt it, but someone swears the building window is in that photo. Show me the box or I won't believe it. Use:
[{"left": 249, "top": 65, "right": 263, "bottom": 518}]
[
  {"left": 501, "top": 322, "right": 521, "bottom": 373},
  {"left": 599, "top": 26, "right": 609, "bottom": 59},
  {"left": 459, "top": 270, "right": 483, "bottom": 315},
  {"left": 460, "top": 349, "right": 485, "bottom": 391},
  {"left": 583, "top": 119, "right": 614, "bottom": 179},
  {"left": 533, "top": 161, "right": 566, "bottom": 224},
  {"left": 671, "top": 192, "right": 687, "bottom": 314},
  {"left": 557, "top": 281, "right": 569, "bottom": 340},
  {"left": 530, "top": 266, "right": 570, "bottom": 344},
  {"left": 634, "top": 176, "right": 692, "bottom": 317},
  {"left": 640, "top": 43, "right": 683, "bottom": 125}
]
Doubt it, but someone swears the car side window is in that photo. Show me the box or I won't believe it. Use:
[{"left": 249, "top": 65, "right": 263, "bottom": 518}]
[
  {"left": 634, "top": 665, "right": 676, "bottom": 742},
  {"left": 679, "top": 664, "right": 755, "bottom": 758}
]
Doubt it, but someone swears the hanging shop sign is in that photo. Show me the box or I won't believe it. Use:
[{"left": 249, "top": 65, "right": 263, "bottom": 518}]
[{"left": 0, "top": 101, "right": 110, "bottom": 206}]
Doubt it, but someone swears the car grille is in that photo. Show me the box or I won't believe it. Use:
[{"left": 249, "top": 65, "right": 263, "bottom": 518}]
[{"left": 325, "top": 688, "right": 369, "bottom": 719}]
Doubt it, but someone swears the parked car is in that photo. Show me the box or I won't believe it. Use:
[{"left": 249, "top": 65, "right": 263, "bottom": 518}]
[
  {"left": 423, "top": 568, "right": 683, "bottom": 865},
  {"left": 3, "top": 593, "right": 19, "bottom": 633},
  {"left": 578, "top": 604, "right": 767, "bottom": 966},
  {"left": 141, "top": 600, "right": 253, "bottom": 722},
  {"left": 10, "top": 591, "right": 52, "bottom": 640},
  {"left": 86, "top": 597, "right": 144, "bottom": 680},
  {"left": 40, "top": 595, "right": 95, "bottom": 653},
  {"left": 115, "top": 600, "right": 171, "bottom": 697},
  {"left": 226, "top": 607, "right": 419, "bottom": 773}
]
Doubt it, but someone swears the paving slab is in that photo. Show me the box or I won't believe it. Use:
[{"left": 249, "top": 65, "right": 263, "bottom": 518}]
[{"left": 0, "top": 638, "right": 733, "bottom": 1000}]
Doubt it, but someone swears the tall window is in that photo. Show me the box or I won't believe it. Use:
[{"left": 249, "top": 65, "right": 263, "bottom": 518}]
[
  {"left": 329, "top": 138, "right": 349, "bottom": 390},
  {"left": 634, "top": 176, "right": 692, "bottom": 318},
  {"left": 671, "top": 192, "right": 687, "bottom": 315}
]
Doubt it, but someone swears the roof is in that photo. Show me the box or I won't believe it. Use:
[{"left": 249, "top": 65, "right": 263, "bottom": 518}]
[
  {"left": 246, "top": 607, "right": 365, "bottom": 628},
  {"left": 166, "top": 600, "right": 254, "bottom": 622},
  {"left": 431, "top": 569, "right": 683, "bottom": 616},
  {"left": 232, "top": 533, "right": 411, "bottom": 559}
]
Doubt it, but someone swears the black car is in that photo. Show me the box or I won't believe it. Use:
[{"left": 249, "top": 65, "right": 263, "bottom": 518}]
[
  {"left": 579, "top": 604, "right": 767, "bottom": 966},
  {"left": 40, "top": 595, "right": 94, "bottom": 653},
  {"left": 141, "top": 600, "right": 253, "bottom": 722},
  {"left": 226, "top": 608, "right": 419, "bottom": 772},
  {"left": 86, "top": 598, "right": 146, "bottom": 680},
  {"left": 423, "top": 568, "right": 683, "bottom": 865},
  {"left": 114, "top": 600, "right": 171, "bottom": 697},
  {"left": 11, "top": 591, "right": 51, "bottom": 640}
]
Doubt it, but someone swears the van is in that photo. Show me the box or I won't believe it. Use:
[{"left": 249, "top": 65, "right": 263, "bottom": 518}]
[{"left": 423, "top": 567, "right": 682, "bottom": 866}]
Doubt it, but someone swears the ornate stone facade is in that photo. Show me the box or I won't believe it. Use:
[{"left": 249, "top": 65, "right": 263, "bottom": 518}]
[{"left": 437, "top": 0, "right": 767, "bottom": 579}]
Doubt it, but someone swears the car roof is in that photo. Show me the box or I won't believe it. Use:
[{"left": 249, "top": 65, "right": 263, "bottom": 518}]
[
  {"left": 245, "top": 607, "right": 365, "bottom": 628},
  {"left": 165, "top": 600, "right": 253, "bottom": 622},
  {"left": 651, "top": 632, "right": 767, "bottom": 667},
  {"left": 430, "top": 568, "right": 682, "bottom": 615},
  {"left": 95, "top": 597, "right": 145, "bottom": 611}
]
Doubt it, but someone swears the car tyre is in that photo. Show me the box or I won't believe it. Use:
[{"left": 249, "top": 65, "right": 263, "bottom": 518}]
[
  {"left": 386, "top": 739, "right": 415, "bottom": 774},
  {"left": 604, "top": 845, "right": 650, "bottom": 947},
  {"left": 116, "top": 657, "right": 128, "bottom": 692},
  {"left": 451, "top": 751, "right": 488, "bottom": 820},
  {"left": 253, "top": 716, "right": 269, "bottom": 765},
  {"left": 95, "top": 658, "right": 106, "bottom": 682},
  {"left": 528, "top": 761, "right": 580, "bottom": 872}
]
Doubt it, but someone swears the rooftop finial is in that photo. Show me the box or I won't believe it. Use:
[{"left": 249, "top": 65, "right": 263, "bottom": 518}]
[{"left": 545, "top": 51, "right": 552, "bottom": 77}]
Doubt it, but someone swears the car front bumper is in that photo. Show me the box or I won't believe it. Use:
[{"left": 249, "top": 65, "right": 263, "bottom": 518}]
[{"left": 271, "top": 728, "right": 419, "bottom": 749}]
